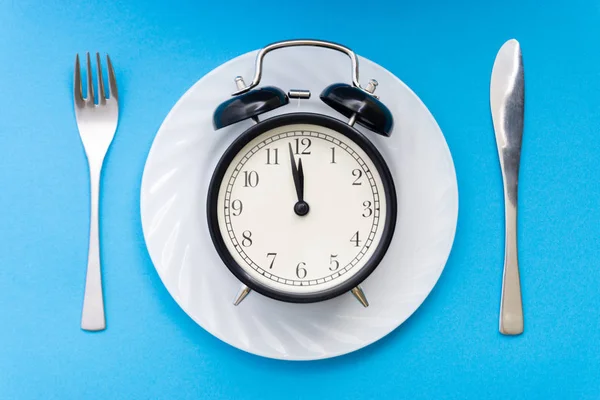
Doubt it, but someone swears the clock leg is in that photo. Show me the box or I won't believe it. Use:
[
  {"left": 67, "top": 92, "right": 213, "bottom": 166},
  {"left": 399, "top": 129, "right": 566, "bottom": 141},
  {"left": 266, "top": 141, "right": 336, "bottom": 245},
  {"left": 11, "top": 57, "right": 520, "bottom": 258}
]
[
  {"left": 233, "top": 284, "right": 252, "bottom": 306},
  {"left": 351, "top": 286, "right": 369, "bottom": 308}
]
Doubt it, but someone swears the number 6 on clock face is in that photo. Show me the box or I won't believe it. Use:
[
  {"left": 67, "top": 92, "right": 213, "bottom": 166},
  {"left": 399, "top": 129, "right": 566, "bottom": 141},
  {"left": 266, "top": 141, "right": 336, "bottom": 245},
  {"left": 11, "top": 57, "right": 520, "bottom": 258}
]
[{"left": 207, "top": 113, "right": 397, "bottom": 304}]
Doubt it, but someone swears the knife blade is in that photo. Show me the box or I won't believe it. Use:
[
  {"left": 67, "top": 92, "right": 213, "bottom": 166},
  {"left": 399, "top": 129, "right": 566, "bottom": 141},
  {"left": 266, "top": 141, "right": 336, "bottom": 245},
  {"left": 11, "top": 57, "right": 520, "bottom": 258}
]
[{"left": 490, "top": 39, "right": 525, "bottom": 335}]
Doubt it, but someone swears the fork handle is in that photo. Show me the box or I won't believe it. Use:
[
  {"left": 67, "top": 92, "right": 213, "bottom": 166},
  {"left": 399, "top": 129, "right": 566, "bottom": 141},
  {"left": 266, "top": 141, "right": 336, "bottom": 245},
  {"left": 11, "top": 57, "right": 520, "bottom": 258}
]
[{"left": 81, "top": 162, "right": 106, "bottom": 331}]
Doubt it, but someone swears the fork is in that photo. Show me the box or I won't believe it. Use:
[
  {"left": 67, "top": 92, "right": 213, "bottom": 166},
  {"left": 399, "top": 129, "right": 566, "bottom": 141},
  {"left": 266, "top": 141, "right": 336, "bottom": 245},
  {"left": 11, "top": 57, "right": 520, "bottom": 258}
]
[{"left": 74, "top": 53, "right": 119, "bottom": 331}]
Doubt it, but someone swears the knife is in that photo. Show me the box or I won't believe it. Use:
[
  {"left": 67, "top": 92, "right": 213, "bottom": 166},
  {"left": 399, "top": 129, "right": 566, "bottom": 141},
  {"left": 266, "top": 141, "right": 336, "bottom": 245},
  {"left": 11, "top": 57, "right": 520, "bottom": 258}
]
[{"left": 490, "top": 39, "right": 525, "bottom": 335}]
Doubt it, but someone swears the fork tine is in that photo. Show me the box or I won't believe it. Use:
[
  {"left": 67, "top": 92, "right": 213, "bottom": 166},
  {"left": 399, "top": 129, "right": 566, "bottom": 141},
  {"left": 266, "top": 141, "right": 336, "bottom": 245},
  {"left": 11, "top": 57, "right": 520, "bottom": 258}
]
[
  {"left": 96, "top": 53, "right": 106, "bottom": 103},
  {"left": 74, "top": 54, "right": 84, "bottom": 106},
  {"left": 86, "top": 52, "right": 95, "bottom": 104},
  {"left": 106, "top": 55, "right": 118, "bottom": 102}
]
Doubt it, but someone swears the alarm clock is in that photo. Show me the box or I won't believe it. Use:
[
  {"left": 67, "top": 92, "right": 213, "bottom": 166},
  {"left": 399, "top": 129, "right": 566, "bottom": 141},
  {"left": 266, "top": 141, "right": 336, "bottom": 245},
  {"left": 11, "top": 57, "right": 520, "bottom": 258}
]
[{"left": 207, "top": 39, "right": 398, "bottom": 307}]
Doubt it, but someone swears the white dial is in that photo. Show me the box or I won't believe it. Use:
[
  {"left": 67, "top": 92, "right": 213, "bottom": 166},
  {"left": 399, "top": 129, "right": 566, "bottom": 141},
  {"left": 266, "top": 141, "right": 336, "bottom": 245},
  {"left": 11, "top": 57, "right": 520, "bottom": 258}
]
[{"left": 211, "top": 118, "right": 395, "bottom": 301}]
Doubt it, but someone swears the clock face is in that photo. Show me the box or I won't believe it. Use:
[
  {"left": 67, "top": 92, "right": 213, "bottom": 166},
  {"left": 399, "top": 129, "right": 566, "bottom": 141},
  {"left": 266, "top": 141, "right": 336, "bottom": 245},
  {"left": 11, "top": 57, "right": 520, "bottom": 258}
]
[{"left": 208, "top": 113, "right": 397, "bottom": 303}]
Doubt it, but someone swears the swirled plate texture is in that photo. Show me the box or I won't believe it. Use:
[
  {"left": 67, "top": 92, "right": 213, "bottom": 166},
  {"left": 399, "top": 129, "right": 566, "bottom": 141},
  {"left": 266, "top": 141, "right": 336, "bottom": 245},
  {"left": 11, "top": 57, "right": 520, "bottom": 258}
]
[{"left": 140, "top": 46, "right": 459, "bottom": 360}]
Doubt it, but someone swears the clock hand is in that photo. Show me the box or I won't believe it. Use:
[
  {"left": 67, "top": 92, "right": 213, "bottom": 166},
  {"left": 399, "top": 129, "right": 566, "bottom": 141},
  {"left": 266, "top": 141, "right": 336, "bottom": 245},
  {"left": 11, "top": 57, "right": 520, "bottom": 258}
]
[
  {"left": 288, "top": 143, "right": 302, "bottom": 202},
  {"left": 297, "top": 157, "right": 305, "bottom": 202},
  {"left": 288, "top": 143, "right": 309, "bottom": 216}
]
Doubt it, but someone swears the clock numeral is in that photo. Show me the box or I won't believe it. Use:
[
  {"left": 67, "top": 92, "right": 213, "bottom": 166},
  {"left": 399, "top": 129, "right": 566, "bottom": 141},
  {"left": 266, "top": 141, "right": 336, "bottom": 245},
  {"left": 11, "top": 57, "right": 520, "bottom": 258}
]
[
  {"left": 243, "top": 170, "right": 259, "bottom": 187},
  {"left": 329, "top": 254, "right": 340, "bottom": 271},
  {"left": 350, "top": 231, "right": 362, "bottom": 247},
  {"left": 266, "top": 148, "right": 279, "bottom": 165},
  {"left": 296, "top": 262, "right": 307, "bottom": 279},
  {"left": 362, "top": 200, "right": 373, "bottom": 218},
  {"left": 352, "top": 169, "right": 363, "bottom": 185},
  {"left": 293, "top": 137, "right": 311, "bottom": 155},
  {"left": 241, "top": 230, "right": 253, "bottom": 247},
  {"left": 266, "top": 252, "right": 277, "bottom": 269},
  {"left": 330, "top": 147, "right": 336, "bottom": 164},
  {"left": 231, "top": 199, "right": 243, "bottom": 216}
]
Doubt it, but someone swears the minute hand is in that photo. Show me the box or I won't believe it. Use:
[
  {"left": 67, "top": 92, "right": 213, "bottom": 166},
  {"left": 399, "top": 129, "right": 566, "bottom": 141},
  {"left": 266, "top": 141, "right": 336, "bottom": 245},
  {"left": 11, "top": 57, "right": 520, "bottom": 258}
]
[{"left": 288, "top": 143, "right": 304, "bottom": 202}]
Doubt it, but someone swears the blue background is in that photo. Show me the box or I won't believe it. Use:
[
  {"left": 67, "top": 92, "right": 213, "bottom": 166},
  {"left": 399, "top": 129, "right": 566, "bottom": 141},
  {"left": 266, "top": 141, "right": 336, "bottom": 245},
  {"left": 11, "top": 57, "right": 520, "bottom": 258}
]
[{"left": 0, "top": 0, "right": 598, "bottom": 398}]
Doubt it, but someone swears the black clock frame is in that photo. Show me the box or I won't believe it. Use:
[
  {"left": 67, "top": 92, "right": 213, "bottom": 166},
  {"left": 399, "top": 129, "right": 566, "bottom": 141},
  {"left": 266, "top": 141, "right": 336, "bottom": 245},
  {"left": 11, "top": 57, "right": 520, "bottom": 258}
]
[{"left": 207, "top": 112, "right": 397, "bottom": 304}]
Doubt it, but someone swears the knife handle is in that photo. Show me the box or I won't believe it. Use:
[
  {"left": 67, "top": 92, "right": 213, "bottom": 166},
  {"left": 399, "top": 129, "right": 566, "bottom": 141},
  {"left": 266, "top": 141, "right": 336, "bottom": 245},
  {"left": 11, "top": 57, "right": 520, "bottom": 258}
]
[{"left": 499, "top": 191, "right": 524, "bottom": 335}]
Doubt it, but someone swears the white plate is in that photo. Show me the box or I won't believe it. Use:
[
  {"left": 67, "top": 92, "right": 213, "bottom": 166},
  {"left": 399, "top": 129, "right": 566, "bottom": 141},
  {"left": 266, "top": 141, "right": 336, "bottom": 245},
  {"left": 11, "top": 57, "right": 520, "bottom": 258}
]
[{"left": 140, "top": 46, "right": 458, "bottom": 360}]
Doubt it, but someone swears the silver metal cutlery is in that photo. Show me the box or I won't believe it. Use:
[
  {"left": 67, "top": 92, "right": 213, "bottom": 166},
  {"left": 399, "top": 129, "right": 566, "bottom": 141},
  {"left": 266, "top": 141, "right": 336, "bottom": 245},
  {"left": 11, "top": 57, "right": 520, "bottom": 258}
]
[
  {"left": 490, "top": 39, "right": 525, "bottom": 335},
  {"left": 74, "top": 53, "right": 119, "bottom": 331},
  {"left": 67, "top": 42, "right": 522, "bottom": 336}
]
